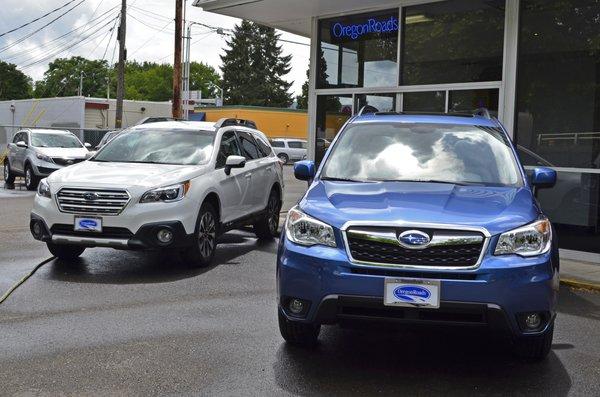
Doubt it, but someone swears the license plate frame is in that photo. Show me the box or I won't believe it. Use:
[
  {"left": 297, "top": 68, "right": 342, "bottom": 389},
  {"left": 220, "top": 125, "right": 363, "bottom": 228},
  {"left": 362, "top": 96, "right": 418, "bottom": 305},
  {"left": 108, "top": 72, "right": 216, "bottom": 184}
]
[
  {"left": 384, "top": 278, "right": 441, "bottom": 308},
  {"left": 74, "top": 216, "right": 103, "bottom": 233}
]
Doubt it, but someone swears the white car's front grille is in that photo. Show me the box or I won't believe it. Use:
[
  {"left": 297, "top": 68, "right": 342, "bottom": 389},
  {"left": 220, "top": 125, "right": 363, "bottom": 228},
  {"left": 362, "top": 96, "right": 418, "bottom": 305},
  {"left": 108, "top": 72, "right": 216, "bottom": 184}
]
[{"left": 56, "top": 188, "right": 130, "bottom": 215}]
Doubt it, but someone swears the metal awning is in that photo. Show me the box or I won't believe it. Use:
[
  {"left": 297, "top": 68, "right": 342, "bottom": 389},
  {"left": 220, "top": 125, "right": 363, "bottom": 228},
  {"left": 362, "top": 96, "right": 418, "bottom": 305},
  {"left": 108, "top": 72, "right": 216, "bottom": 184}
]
[{"left": 192, "top": 0, "right": 400, "bottom": 37}]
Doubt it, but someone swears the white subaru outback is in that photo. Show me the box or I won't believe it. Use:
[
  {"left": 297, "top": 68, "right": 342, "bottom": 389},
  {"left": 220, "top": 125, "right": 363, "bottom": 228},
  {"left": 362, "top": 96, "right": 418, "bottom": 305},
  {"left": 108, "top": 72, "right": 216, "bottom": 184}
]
[{"left": 30, "top": 119, "right": 284, "bottom": 267}]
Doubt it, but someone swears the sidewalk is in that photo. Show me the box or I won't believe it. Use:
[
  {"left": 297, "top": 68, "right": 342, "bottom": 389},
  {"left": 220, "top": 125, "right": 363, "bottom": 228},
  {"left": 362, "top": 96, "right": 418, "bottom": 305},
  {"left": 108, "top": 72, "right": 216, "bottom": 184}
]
[{"left": 561, "top": 259, "right": 600, "bottom": 292}]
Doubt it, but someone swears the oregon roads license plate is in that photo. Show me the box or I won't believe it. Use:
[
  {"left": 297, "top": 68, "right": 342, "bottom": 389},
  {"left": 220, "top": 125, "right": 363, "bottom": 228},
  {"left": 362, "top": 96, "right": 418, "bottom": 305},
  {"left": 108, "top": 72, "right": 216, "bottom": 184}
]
[{"left": 384, "top": 278, "right": 440, "bottom": 308}]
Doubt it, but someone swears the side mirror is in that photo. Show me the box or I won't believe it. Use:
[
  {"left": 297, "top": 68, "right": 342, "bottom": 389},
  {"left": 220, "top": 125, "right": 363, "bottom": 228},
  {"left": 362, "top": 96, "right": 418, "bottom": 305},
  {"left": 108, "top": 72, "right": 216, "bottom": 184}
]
[
  {"left": 224, "top": 155, "right": 246, "bottom": 175},
  {"left": 531, "top": 167, "right": 556, "bottom": 189},
  {"left": 16, "top": 141, "right": 27, "bottom": 148},
  {"left": 84, "top": 142, "right": 92, "bottom": 149},
  {"left": 294, "top": 160, "right": 316, "bottom": 181}
]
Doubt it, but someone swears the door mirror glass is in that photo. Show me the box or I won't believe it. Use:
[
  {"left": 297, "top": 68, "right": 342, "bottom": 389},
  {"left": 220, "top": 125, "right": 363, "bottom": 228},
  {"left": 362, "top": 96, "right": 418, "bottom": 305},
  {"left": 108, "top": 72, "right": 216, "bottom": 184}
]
[
  {"left": 294, "top": 160, "right": 316, "bottom": 181},
  {"left": 531, "top": 167, "right": 556, "bottom": 189},
  {"left": 224, "top": 155, "right": 246, "bottom": 175},
  {"left": 16, "top": 141, "right": 27, "bottom": 148}
]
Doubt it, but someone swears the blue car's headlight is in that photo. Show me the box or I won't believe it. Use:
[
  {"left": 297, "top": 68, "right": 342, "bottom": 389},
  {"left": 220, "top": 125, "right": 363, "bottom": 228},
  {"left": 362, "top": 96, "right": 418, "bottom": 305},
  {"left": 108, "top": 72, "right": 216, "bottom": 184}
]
[
  {"left": 285, "top": 206, "right": 336, "bottom": 247},
  {"left": 494, "top": 218, "right": 552, "bottom": 257}
]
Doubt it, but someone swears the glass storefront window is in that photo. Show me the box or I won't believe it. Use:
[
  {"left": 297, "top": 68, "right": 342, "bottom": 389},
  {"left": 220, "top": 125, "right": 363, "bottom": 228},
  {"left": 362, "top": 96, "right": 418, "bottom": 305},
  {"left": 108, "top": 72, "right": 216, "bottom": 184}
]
[
  {"left": 403, "top": 91, "right": 445, "bottom": 112},
  {"left": 448, "top": 89, "right": 499, "bottom": 115},
  {"left": 401, "top": 0, "right": 505, "bottom": 85},
  {"left": 318, "top": 9, "right": 399, "bottom": 89},
  {"left": 516, "top": 0, "right": 600, "bottom": 253},
  {"left": 355, "top": 94, "right": 396, "bottom": 113},
  {"left": 315, "top": 95, "right": 353, "bottom": 163}
]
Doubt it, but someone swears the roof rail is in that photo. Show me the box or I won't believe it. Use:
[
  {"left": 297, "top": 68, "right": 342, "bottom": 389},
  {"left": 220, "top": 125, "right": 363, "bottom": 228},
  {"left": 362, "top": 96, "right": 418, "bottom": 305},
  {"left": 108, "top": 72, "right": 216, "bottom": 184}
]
[
  {"left": 214, "top": 118, "right": 257, "bottom": 129},
  {"left": 356, "top": 105, "right": 379, "bottom": 116},
  {"left": 473, "top": 108, "right": 491, "bottom": 119}
]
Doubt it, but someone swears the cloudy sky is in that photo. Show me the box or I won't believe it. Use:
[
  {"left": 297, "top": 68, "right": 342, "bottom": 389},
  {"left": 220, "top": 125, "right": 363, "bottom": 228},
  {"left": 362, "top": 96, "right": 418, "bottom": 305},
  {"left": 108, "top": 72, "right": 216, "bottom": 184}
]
[{"left": 0, "top": 0, "right": 310, "bottom": 97}]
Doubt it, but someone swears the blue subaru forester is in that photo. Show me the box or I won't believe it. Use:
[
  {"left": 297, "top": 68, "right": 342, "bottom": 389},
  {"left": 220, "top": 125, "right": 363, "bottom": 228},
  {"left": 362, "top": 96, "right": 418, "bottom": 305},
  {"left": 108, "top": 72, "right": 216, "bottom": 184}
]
[{"left": 277, "top": 109, "right": 559, "bottom": 360}]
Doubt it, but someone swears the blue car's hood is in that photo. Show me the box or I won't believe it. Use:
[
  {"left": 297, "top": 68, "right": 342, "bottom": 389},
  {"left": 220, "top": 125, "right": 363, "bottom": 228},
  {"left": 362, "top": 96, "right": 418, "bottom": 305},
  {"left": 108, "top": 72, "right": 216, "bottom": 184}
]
[{"left": 299, "top": 180, "right": 539, "bottom": 236}]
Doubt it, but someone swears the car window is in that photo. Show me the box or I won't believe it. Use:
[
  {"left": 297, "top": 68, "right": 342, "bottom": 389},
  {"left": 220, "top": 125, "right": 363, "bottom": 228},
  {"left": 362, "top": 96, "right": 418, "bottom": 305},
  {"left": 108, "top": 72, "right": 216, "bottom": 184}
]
[
  {"left": 254, "top": 134, "right": 272, "bottom": 157},
  {"left": 216, "top": 131, "right": 242, "bottom": 168},
  {"left": 31, "top": 133, "right": 82, "bottom": 148},
  {"left": 322, "top": 122, "right": 522, "bottom": 187},
  {"left": 288, "top": 141, "right": 305, "bottom": 149},
  {"left": 13, "top": 132, "right": 22, "bottom": 144},
  {"left": 237, "top": 131, "right": 260, "bottom": 160},
  {"left": 271, "top": 140, "right": 285, "bottom": 148}
]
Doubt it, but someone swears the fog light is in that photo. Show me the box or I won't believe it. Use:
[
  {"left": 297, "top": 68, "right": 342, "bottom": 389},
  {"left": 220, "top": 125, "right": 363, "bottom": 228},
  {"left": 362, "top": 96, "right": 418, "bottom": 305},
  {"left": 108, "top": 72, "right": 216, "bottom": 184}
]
[
  {"left": 525, "top": 313, "right": 542, "bottom": 330},
  {"left": 157, "top": 228, "right": 173, "bottom": 244},
  {"left": 289, "top": 299, "right": 305, "bottom": 314},
  {"left": 32, "top": 221, "right": 43, "bottom": 238}
]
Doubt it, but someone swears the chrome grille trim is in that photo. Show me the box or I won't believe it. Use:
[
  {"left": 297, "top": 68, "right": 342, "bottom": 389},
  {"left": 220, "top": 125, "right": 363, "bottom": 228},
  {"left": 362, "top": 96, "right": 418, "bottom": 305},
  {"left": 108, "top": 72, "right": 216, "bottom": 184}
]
[
  {"left": 346, "top": 227, "right": 484, "bottom": 250},
  {"left": 341, "top": 221, "right": 490, "bottom": 271},
  {"left": 56, "top": 188, "right": 130, "bottom": 215}
]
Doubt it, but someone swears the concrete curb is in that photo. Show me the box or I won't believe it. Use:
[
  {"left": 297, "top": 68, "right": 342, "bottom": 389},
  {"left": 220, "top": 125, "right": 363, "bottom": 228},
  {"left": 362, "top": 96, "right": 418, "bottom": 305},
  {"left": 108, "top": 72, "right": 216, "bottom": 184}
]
[{"left": 560, "top": 278, "right": 600, "bottom": 293}]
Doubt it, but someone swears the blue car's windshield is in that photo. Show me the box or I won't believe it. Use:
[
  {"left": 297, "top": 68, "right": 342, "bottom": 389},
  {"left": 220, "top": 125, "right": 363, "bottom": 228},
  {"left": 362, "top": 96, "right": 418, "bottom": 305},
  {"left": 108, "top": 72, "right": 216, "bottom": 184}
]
[{"left": 321, "top": 122, "right": 522, "bottom": 187}]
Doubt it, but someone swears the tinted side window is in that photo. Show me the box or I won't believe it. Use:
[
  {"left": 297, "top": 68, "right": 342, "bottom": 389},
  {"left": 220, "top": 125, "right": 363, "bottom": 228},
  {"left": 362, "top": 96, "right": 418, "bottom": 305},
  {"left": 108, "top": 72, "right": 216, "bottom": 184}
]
[
  {"left": 288, "top": 141, "right": 306, "bottom": 149},
  {"left": 271, "top": 140, "right": 285, "bottom": 148},
  {"left": 216, "top": 131, "right": 242, "bottom": 168},
  {"left": 22, "top": 132, "right": 29, "bottom": 144},
  {"left": 254, "top": 134, "right": 272, "bottom": 157},
  {"left": 13, "top": 132, "right": 22, "bottom": 143},
  {"left": 238, "top": 131, "right": 260, "bottom": 160}
]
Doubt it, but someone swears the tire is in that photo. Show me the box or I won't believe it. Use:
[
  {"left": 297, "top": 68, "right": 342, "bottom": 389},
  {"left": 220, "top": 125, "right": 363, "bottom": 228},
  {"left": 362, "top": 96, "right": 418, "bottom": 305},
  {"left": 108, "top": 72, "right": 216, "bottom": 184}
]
[
  {"left": 278, "top": 153, "right": 289, "bottom": 164},
  {"left": 254, "top": 189, "right": 281, "bottom": 240},
  {"left": 513, "top": 322, "right": 554, "bottom": 360},
  {"left": 46, "top": 242, "right": 85, "bottom": 260},
  {"left": 278, "top": 309, "right": 320, "bottom": 348},
  {"left": 24, "top": 164, "right": 39, "bottom": 190},
  {"left": 183, "top": 202, "right": 218, "bottom": 267},
  {"left": 3, "top": 160, "right": 15, "bottom": 184}
]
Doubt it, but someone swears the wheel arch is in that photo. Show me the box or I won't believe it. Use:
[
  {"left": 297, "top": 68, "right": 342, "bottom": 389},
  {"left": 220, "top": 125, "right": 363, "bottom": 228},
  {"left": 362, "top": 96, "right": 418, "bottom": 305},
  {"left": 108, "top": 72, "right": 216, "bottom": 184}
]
[{"left": 202, "top": 191, "right": 222, "bottom": 223}]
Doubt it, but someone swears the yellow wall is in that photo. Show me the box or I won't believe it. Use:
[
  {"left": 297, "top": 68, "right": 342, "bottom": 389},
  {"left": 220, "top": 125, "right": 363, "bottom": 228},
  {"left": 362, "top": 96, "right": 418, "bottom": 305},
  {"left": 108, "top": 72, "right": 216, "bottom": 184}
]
[{"left": 200, "top": 107, "right": 308, "bottom": 139}]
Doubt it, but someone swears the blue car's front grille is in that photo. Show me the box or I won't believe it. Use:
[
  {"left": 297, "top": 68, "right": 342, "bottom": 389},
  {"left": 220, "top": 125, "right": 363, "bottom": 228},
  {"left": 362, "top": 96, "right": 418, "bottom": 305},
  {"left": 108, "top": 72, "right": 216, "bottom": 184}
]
[{"left": 346, "top": 227, "right": 485, "bottom": 268}]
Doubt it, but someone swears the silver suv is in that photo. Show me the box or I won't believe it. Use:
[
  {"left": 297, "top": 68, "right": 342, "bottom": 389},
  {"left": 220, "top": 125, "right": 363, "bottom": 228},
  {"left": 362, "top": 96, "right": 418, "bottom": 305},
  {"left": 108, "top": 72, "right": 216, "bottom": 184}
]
[
  {"left": 4, "top": 129, "right": 91, "bottom": 190},
  {"left": 270, "top": 138, "right": 307, "bottom": 164}
]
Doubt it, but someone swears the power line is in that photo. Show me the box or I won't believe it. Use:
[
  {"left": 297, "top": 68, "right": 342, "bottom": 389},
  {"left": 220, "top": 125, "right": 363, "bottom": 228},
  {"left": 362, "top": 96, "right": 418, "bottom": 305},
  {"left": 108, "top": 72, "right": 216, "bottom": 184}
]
[
  {"left": 0, "top": 0, "right": 87, "bottom": 54},
  {"left": 0, "top": 0, "right": 81, "bottom": 38},
  {"left": 129, "top": 19, "right": 173, "bottom": 57},
  {"left": 102, "top": 16, "right": 120, "bottom": 61}
]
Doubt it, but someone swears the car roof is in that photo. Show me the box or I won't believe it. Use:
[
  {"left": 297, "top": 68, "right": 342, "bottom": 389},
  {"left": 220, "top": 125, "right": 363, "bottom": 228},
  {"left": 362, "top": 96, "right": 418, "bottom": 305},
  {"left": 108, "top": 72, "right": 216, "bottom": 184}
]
[
  {"left": 25, "top": 128, "right": 74, "bottom": 135},
  {"left": 273, "top": 138, "right": 306, "bottom": 141},
  {"left": 129, "top": 120, "right": 217, "bottom": 131},
  {"left": 352, "top": 113, "right": 499, "bottom": 128}
]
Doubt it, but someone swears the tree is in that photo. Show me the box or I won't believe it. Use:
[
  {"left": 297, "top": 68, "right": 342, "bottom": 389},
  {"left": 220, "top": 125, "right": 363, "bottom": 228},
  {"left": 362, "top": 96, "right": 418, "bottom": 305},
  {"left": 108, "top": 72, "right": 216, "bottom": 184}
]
[
  {"left": 221, "top": 20, "right": 293, "bottom": 107},
  {"left": 0, "top": 61, "right": 32, "bottom": 100},
  {"left": 189, "top": 62, "right": 220, "bottom": 98},
  {"left": 33, "top": 56, "right": 109, "bottom": 98}
]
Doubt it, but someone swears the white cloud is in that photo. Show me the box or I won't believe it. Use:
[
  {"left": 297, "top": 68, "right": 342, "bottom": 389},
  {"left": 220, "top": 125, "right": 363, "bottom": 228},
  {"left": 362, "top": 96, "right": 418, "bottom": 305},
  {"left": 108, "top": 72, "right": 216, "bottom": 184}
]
[{"left": 0, "top": 0, "right": 310, "bottom": 97}]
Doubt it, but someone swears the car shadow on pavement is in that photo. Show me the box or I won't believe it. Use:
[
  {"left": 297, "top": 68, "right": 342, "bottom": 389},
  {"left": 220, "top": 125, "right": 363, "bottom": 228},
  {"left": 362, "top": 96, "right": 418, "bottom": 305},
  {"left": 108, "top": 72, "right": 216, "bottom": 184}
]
[
  {"left": 43, "top": 231, "right": 278, "bottom": 285},
  {"left": 273, "top": 326, "right": 572, "bottom": 396}
]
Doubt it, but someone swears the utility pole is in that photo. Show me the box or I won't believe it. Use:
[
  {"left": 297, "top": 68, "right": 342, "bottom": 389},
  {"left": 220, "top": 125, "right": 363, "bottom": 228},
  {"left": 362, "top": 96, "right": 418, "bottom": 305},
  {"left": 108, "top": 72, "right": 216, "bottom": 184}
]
[
  {"left": 115, "top": 0, "right": 127, "bottom": 128},
  {"left": 78, "top": 71, "right": 84, "bottom": 96},
  {"left": 172, "top": 0, "right": 183, "bottom": 119}
]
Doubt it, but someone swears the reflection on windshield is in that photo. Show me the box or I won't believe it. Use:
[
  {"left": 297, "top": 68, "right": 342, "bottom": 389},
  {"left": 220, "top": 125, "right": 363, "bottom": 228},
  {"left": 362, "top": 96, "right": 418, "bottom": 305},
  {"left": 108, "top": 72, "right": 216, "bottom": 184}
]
[
  {"left": 31, "top": 133, "right": 83, "bottom": 148},
  {"left": 321, "top": 123, "right": 521, "bottom": 187},
  {"left": 93, "top": 129, "right": 214, "bottom": 165}
]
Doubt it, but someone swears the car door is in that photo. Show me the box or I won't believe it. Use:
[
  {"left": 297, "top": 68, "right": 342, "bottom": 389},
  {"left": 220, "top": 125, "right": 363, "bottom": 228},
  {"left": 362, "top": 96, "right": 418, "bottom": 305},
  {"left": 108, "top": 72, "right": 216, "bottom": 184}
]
[
  {"left": 252, "top": 132, "right": 277, "bottom": 210},
  {"left": 9, "top": 132, "right": 25, "bottom": 172},
  {"left": 236, "top": 130, "right": 264, "bottom": 215},
  {"left": 215, "top": 130, "right": 249, "bottom": 223},
  {"left": 287, "top": 140, "right": 306, "bottom": 160}
]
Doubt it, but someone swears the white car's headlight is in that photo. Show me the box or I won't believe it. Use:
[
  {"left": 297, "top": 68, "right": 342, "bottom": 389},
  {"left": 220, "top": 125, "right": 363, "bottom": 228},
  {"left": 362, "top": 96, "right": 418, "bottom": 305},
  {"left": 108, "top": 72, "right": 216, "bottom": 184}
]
[
  {"left": 285, "top": 206, "right": 336, "bottom": 247},
  {"left": 494, "top": 218, "right": 552, "bottom": 257},
  {"left": 140, "top": 182, "right": 190, "bottom": 203},
  {"left": 37, "top": 179, "right": 51, "bottom": 198},
  {"left": 36, "top": 152, "right": 53, "bottom": 163}
]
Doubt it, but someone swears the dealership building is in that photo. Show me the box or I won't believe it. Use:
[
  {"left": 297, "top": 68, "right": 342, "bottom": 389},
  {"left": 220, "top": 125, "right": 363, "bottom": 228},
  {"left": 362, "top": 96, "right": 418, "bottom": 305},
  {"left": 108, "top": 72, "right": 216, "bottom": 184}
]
[{"left": 194, "top": 0, "right": 600, "bottom": 262}]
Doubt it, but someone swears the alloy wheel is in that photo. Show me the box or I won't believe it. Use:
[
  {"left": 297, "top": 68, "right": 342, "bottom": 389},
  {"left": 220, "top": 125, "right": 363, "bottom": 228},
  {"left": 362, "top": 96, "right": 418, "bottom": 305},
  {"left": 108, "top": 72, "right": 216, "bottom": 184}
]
[
  {"left": 197, "top": 211, "right": 216, "bottom": 259},
  {"left": 267, "top": 194, "right": 280, "bottom": 234},
  {"left": 25, "top": 168, "right": 31, "bottom": 187},
  {"left": 3, "top": 163, "right": 8, "bottom": 180}
]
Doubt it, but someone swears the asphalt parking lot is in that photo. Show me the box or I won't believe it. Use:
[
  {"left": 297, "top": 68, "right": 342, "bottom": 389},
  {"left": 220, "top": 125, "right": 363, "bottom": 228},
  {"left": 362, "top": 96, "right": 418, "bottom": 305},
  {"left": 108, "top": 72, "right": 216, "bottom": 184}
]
[{"left": 1, "top": 167, "right": 600, "bottom": 396}]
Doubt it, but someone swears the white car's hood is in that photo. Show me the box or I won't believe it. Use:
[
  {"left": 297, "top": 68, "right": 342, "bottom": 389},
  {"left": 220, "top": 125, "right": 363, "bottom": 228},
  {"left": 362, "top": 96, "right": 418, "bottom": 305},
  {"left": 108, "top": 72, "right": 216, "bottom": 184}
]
[
  {"left": 47, "top": 160, "right": 206, "bottom": 189},
  {"left": 35, "top": 147, "right": 89, "bottom": 158}
]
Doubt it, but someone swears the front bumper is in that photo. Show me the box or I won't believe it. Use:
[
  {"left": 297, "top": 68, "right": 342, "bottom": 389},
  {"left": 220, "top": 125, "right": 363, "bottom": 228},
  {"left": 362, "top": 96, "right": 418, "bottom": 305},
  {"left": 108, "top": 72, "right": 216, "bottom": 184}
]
[
  {"left": 277, "top": 235, "right": 559, "bottom": 337},
  {"left": 31, "top": 213, "right": 194, "bottom": 249}
]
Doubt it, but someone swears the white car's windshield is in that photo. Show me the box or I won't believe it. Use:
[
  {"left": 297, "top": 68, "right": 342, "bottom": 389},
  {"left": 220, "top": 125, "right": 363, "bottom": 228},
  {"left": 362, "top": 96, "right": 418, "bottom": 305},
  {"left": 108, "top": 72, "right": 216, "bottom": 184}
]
[
  {"left": 321, "top": 122, "right": 522, "bottom": 187},
  {"left": 31, "top": 133, "right": 82, "bottom": 148},
  {"left": 93, "top": 129, "right": 215, "bottom": 165}
]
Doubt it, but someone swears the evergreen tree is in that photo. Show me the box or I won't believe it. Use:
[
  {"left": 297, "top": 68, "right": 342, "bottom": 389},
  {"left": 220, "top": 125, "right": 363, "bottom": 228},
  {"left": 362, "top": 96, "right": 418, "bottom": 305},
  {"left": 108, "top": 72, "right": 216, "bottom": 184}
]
[{"left": 221, "top": 21, "right": 293, "bottom": 107}]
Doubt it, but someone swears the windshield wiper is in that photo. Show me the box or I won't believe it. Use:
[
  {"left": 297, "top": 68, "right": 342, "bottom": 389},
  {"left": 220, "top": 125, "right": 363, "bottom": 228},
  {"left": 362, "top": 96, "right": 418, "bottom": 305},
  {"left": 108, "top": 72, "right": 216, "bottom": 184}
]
[
  {"left": 321, "top": 176, "right": 371, "bottom": 183},
  {"left": 373, "top": 179, "right": 483, "bottom": 186}
]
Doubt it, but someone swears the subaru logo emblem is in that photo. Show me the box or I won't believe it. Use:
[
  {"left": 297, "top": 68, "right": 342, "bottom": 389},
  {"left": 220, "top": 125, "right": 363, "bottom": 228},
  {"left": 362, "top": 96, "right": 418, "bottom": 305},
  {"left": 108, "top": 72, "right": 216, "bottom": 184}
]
[
  {"left": 83, "top": 192, "right": 99, "bottom": 201},
  {"left": 398, "top": 230, "right": 430, "bottom": 249}
]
